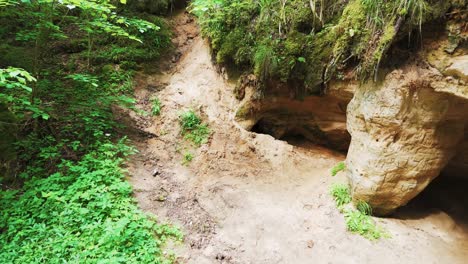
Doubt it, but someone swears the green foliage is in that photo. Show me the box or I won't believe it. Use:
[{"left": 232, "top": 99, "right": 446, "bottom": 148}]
[
  {"left": 0, "top": 139, "right": 182, "bottom": 263},
  {"left": 128, "top": 0, "right": 174, "bottom": 15},
  {"left": 254, "top": 44, "right": 278, "bottom": 83},
  {"left": 191, "top": 0, "right": 455, "bottom": 93},
  {"left": 329, "top": 182, "right": 388, "bottom": 240},
  {"left": 356, "top": 200, "right": 373, "bottom": 215},
  {"left": 0, "top": 67, "right": 48, "bottom": 119},
  {"left": 94, "top": 16, "right": 171, "bottom": 65},
  {"left": 180, "top": 110, "right": 202, "bottom": 131},
  {"left": 151, "top": 97, "right": 162, "bottom": 116},
  {"left": 331, "top": 161, "right": 346, "bottom": 176},
  {"left": 179, "top": 110, "right": 210, "bottom": 146},
  {"left": 330, "top": 183, "right": 352, "bottom": 208},
  {"left": 0, "top": 0, "right": 178, "bottom": 262},
  {"left": 344, "top": 209, "right": 387, "bottom": 240},
  {"left": 182, "top": 152, "right": 194, "bottom": 165},
  {"left": 184, "top": 123, "right": 210, "bottom": 146}
]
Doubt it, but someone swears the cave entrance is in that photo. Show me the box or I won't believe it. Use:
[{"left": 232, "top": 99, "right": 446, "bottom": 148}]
[
  {"left": 250, "top": 118, "right": 274, "bottom": 136},
  {"left": 394, "top": 172, "right": 468, "bottom": 231},
  {"left": 250, "top": 117, "right": 348, "bottom": 151},
  {"left": 279, "top": 132, "right": 311, "bottom": 148}
]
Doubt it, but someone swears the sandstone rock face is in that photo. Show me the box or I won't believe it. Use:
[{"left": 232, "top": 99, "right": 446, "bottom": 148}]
[
  {"left": 346, "top": 64, "right": 468, "bottom": 215},
  {"left": 444, "top": 55, "right": 468, "bottom": 82}
]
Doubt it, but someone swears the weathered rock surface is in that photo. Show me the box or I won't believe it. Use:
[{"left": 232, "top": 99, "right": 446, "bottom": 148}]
[
  {"left": 444, "top": 55, "right": 468, "bottom": 82},
  {"left": 346, "top": 62, "right": 468, "bottom": 215}
]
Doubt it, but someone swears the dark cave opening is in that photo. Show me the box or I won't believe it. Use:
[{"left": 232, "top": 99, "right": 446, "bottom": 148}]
[
  {"left": 250, "top": 117, "right": 350, "bottom": 152},
  {"left": 250, "top": 118, "right": 326, "bottom": 149},
  {"left": 394, "top": 173, "right": 468, "bottom": 229},
  {"left": 279, "top": 133, "right": 311, "bottom": 147},
  {"left": 250, "top": 118, "right": 272, "bottom": 136}
]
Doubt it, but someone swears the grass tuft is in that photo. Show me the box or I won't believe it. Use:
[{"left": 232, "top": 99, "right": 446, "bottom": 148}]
[
  {"left": 331, "top": 161, "right": 346, "bottom": 176},
  {"left": 356, "top": 200, "right": 373, "bottom": 215},
  {"left": 151, "top": 97, "right": 162, "bottom": 116}
]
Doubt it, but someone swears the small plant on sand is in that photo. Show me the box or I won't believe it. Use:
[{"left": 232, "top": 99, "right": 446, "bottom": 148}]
[
  {"left": 179, "top": 110, "right": 210, "bottom": 146},
  {"left": 182, "top": 152, "right": 193, "bottom": 165},
  {"left": 151, "top": 97, "right": 162, "bottom": 116},
  {"left": 331, "top": 161, "right": 346, "bottom": 176},
  {"left": 180, "top": 110, "right": 201, "bottom": 131},
  {"left": 330, "top": 183, "right": 352, "bottom": 208},
  {"left": 344, "top": 209, "right": 387, "bottom": 240},
  {"left": 330, "top": 183, "right": 388, "bottom": 240},
  {"left": 356, "top": 200, "right": 373, "bottom": 215}
]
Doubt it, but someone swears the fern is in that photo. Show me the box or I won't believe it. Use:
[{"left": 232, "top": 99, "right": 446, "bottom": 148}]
[
  {"left": 330, "top": 183, "right": 352, "bottom": 208},
  {"left": 344, "top": 209, "right": 387, "bottom": 240}
]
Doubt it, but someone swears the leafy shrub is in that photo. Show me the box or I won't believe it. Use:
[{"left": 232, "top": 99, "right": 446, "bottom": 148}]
[
  {"left": 180, "top": 110, "right": 202, "bottom": 131},
  {"left": 0, "top": 2, "right": 180, "bottom": 261},
  {"left": 179, "top": 110, "right": 210, "bottom": 146},
  {"left": 184, "top": 123, "right": 210, "bottom": 146}
]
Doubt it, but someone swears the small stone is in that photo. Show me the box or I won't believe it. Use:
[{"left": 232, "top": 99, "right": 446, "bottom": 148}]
[
  {"left": 307, "top": 240, "right": 315, "bottom": 248},
  {"left": 152, "top": 168, "right": 160, "bottom": 177}
]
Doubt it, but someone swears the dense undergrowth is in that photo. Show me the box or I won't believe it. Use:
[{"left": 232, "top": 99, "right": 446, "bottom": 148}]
[
  {"left": 191, "top": 0, "right": 463, "bottom": 94},
  {"left": 0, "top": 0, "right": 182, "bottom": 262}
]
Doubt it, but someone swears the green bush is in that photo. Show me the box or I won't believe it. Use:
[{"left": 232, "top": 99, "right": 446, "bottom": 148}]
[
  {"left": 0, "top": 1, "right": 181, "bottom": 261},
  {"left": 179, "top": 110, "right": 211, "bottom": 146}
]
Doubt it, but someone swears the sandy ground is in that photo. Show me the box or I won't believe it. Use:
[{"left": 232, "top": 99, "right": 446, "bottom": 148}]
[{"left": 121, "top": 11, "right": 468, "bottom": 264}]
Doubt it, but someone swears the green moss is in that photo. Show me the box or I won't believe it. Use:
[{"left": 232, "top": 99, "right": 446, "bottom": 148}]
[
  {"left": 254, "top": 43, "right": 277, "bottom": 82},
  {"left": 217, "top": 28, "right": 252, "bottom": 64},
  {"left": 325, "top": 0, "right": 368, "bottom": 80},
  {"left": 235, "top": 103, "right": 253, "bottom": 119},
  {"left": 192, "top": 0, "right": 457, "bottom": 93}
]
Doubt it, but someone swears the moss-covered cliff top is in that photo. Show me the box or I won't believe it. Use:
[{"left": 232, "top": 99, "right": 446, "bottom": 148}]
[{"left": 191, "top": 0, "right": 465, "bottom": 94}]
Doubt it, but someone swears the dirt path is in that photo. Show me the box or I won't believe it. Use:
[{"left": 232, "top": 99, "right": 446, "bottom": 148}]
[{"left": 122, "top": 11, "right": 468, "bottom": 264}]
